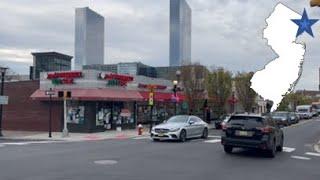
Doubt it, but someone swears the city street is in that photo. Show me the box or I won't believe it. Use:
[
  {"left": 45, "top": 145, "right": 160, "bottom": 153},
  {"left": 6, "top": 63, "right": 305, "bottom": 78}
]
[{"left": 0, "top": 119, "right": 320, "bottom": 180}]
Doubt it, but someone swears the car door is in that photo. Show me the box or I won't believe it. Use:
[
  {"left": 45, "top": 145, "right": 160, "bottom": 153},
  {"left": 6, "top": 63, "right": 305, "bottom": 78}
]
[
  {"left": 187, "top": 117, "right": 198, "bottom": 137},
  {"left": 268, "top": 117, "right": 281, "bottom": 146},
  {"left": 194, "top": 117, "right": 205, "bottom": 137}
]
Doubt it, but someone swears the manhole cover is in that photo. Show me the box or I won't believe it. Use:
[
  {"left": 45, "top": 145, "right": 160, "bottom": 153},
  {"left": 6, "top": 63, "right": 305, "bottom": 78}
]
[{"left": 94, "top": 160, "right": 118, "bottom": 165}]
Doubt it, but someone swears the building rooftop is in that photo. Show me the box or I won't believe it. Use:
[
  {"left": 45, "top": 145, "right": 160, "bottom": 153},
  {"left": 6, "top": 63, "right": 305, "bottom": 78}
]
[{"left": 31, "top": 52, "right": 73, "bottom": 60}]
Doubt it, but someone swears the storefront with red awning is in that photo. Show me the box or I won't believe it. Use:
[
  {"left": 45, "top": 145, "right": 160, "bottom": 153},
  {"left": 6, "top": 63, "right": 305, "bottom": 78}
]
[{"left": 29, "top": 70, "right": 183, "bottom": 132}]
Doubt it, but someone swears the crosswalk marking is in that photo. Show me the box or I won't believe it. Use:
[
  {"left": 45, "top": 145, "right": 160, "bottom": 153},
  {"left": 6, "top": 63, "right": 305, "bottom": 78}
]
[
  {"left": 305, "top": 152, "right": 320, "bottom": 157},
  {"left": 283, "top": 147, "right": 296, "bottom": 153},
  {"left": 133, "top": 136, "right": 151, "bottom": 140},
  {"left": 291, "top": 156, "right": 311, "bottom": 160},
  {"left": 2, "top": 142, "right": 30, "bottom": 145},
  {"left": 204, "top": 139, "right": 221, "bottom": 143}
]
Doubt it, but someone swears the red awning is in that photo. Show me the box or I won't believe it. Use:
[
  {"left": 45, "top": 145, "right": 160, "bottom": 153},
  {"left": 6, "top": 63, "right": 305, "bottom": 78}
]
[
  {"left": 30, "top": 88, "right": 143, "bottom": 101},
  {"left": 139, "top": 91, "right": 185, "bottom": 102}
]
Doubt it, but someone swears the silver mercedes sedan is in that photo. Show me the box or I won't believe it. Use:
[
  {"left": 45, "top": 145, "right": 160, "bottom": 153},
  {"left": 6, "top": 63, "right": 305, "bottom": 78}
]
[{"left": 151, "top": 115, "right": 209, "bottom": 142}]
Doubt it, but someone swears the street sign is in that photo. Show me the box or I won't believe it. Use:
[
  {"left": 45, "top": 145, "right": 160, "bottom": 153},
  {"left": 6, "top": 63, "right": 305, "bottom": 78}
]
[
  {"left": 45, "top": 90, "right": 55, "bottom": 96},
  {"left": 0, "top": 96, "right": 8, "bottom": 105}
]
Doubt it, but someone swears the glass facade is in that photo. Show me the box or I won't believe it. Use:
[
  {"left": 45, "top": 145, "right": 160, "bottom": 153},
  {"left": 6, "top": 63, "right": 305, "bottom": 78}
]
[
  {"left": 32, "top": 52, "right": 72, "bottom": 79},
  {"left": 75, "top": 7, "right": 105, "bottom": 70},
  {"left": 170, "top": 0, "right": 192, "bottom": 66}
]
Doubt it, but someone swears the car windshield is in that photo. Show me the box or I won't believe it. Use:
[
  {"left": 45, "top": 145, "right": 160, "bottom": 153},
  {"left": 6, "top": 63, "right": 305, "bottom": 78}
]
[
  {"left": 228, "top": 116, "right": 264, "bottom": 125},
  {"left": 272, "top": 112, "right": 288, "bottom": 117},
  {"left": 297, "top": 109, "right": 308, "bottom": 112},
  {"left": 167, "top": 116, "right": 189, "bottom": 123}
]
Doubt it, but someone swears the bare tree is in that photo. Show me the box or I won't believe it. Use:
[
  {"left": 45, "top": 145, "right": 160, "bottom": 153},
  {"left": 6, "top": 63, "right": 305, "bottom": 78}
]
[
  {"left": 207, "top": 67, "right": 232, "bottom": 117},
  {"left": 180, "top": 64, "right": 208, "bottom": 115}
]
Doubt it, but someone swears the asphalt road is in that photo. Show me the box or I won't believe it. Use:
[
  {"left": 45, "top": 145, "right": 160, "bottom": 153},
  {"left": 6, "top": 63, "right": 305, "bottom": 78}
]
[{"left": 0, "top": 119, "right": 320, "bottom": 180}]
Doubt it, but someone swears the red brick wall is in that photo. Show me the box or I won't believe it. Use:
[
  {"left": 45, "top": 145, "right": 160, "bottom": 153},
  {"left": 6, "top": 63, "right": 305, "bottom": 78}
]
[{"left": 3, "top": 81, "right": 62, "bottom": 132}]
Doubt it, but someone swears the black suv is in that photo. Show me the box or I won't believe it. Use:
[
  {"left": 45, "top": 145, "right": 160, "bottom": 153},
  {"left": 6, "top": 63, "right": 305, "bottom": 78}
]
[{"left": 221, "top": 114, "right": 284, "bottom": 158}]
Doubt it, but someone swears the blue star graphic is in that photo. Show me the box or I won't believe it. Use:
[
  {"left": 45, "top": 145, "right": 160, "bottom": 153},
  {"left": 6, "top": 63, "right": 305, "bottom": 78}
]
[{"left": 291, "top": 9, "right": 318, "bottom": 37}]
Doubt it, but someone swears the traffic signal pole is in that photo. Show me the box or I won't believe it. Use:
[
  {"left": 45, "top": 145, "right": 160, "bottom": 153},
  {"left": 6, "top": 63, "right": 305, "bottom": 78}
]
[{"left": 62, "top": 92, "right": 69, "bottom": 137}]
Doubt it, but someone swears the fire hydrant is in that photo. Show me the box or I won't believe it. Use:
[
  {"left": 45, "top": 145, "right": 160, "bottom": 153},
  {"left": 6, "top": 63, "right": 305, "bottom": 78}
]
[{"left": 138, "top": 124, "right": 143, "bottom": 135}]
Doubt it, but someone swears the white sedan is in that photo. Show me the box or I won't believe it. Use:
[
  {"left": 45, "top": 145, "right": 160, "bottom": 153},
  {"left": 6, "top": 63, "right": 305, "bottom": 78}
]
[{"left": 151, "top": 115, "right": 209, "bottom": 142}]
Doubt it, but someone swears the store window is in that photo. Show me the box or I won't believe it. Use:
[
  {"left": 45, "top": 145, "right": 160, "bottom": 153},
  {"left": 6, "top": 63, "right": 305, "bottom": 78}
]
[{"left": 67, "top": 101, "right": 85, "bottom": 125}]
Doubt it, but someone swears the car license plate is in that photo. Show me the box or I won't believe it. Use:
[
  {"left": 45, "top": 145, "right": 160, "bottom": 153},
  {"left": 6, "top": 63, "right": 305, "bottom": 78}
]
[
  {"left": 158, "top": 133, "right": 164, "bottom": 137},
  {"left": 237, "top": 131, "right": 251, "bottom": 137}
]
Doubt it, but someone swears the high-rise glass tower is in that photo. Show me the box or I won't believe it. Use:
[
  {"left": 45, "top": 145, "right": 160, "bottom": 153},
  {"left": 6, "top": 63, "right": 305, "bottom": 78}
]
[
  {"left": 170, "top": 0, "right": 192, "bottom": 66},
  {"left": 75, "top": 7, "right": 105, "bottom": 70}
]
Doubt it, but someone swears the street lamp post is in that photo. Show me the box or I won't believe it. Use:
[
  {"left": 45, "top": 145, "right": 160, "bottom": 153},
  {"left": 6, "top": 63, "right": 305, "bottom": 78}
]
[
  {"left": 0, "top": 67, "right": 8, "bottom": 137},
  {"left": 45, "top": 88, "right": 55, "bottom": 138},
  {"left": 173, "top": 80, "right": 178, "bottom": 115}
]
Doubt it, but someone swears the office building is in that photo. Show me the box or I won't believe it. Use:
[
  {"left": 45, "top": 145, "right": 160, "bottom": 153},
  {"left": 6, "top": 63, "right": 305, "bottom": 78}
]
[
  {"left": 170, "top": 0, "right": 192, "bottom": 66},
  {"left": 31, "top": 52, "right": 72, "bottom": 79},
  {"left": 83, "top": 62, "right": 157, "bottom": 78},
  {"left": 75, "top": 7, "right": 105, "bottom": 70}
]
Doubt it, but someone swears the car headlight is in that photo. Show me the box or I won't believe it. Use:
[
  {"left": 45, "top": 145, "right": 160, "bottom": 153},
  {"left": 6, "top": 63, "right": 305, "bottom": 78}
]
[{"left": 169, "top": 128, "right": 180, "bottom": 132}]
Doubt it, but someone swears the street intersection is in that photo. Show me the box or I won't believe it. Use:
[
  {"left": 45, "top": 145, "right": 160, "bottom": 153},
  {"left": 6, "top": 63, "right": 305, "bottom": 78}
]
[{"left": 0, "top": 118, "right": 319, "bottom": 180}]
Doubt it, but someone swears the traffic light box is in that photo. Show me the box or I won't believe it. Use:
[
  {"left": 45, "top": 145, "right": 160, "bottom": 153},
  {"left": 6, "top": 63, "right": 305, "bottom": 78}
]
[{"left": 58, "top": 91, "right": 72, "bottom": 99}]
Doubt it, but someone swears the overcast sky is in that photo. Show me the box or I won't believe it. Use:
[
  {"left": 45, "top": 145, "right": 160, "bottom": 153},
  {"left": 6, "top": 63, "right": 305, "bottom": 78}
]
[{"left": 0, "top": 0, "right": 319, "bottom": 90}]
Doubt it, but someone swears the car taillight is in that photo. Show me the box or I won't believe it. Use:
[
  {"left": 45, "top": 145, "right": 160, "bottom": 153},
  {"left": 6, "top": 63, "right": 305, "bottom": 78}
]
[
  {"left": 222, "top": 123, "right": 228, "bottom": 131},
  {"left": 258, "top": 126, "right": 272, "bottom": 133}
]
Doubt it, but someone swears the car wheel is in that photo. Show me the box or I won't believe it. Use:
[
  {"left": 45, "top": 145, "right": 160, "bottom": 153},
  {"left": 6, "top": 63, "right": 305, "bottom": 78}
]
[
  {"left": 267, "top": 139, "right": 276, "bottom": 158},
  {"left": 277, "top": 135, "right": 284, "bottom": 152},
  {"left": 201, "top": 128, "right": 208, "bottom": 139},
  {"left": 224, "top": 145, "right": 233, "bottom": 154},
  {"left": 179, "top": 129, "right": 187, "bottom": 142}
]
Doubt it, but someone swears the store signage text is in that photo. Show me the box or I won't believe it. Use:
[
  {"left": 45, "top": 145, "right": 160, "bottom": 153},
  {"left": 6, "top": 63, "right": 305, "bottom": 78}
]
[
  {"left": 138, "top": 84, "right": 167, "bottom": 90},
  {"left": 100, "top": 73, "right": 134, "bottom": 86},
  {"left": 47, "top": 71, "right": 82, "bottom": 85}
]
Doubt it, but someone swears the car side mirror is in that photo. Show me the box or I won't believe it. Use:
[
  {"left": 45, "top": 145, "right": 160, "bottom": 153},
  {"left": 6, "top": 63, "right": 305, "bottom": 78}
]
[{"left": 189, "top": 120, "right": 195, "bottom": 125}]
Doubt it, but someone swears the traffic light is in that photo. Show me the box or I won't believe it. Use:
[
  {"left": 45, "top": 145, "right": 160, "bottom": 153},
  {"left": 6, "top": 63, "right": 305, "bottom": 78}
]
[
  {"left": 66, "top": 91, "right": 71, "bottom": 98},
  {"left": 58, "top": 91, "right": 64, "bottom": 98},
  {"left": 58, "top": 91, "right": 72, "bottom": 99}
]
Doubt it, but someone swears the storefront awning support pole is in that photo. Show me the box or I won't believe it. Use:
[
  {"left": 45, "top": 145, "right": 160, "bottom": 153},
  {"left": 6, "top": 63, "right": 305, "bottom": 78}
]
[{"left": 62, "top": 95, "right": 69, "bottom": 137}]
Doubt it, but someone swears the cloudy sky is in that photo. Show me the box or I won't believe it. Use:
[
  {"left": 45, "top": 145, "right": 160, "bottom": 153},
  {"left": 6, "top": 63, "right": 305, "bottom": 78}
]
[{"left": 0, "top": 0, "right": 319, "bottom": 90}]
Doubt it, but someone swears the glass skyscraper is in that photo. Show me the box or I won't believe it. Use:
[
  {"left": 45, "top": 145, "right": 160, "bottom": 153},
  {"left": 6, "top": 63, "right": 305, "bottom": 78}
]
[
  {"left": 170, "top": 0, "right": 192, "bottom": 66},
  {"left": 75, "top": 7, "right": 105, "bottom": 70}
]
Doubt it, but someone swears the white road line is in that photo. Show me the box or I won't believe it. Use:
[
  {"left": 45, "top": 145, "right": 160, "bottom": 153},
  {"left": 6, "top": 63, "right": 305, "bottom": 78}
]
[
  {"left": 2, "top": 142, "right": 30, "bottom": 145},
  {"left": 291, "top": 156, "right": 311, "bottom": 160},
  {"left": 208, "top": 135, "right": 221, "bottom": 138},
  {"left": 204, "top": 139, "right": 221, "bottom": 143},
  {"left": 305, "top": 152, "right": 320, "bottom": 157},
  {"left": 283, "top": 147, "right": 296, "bottom": 153}
]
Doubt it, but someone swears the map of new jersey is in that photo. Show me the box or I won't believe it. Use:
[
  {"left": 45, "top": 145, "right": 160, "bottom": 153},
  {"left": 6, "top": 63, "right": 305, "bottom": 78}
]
[{"left": 251, "top": 3, "right": 306, "bottom": 111}]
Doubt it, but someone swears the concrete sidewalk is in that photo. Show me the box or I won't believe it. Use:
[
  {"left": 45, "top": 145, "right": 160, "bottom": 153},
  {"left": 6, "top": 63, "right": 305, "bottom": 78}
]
[{"left": 0, "top": 129, "right": 149, "bottom": 142}]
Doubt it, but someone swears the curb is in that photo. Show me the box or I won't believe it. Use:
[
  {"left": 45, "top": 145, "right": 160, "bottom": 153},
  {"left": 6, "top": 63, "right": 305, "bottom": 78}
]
[{"left": 0, "top": 137, "right": 63, "bottom": 142}]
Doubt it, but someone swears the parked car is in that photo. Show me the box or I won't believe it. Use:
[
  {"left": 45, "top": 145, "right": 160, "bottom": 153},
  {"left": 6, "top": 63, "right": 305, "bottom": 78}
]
[
  {"left": 221, "top": 114, "right": 284, "bottom": 158},
  {"left": 289, "top": 112, "right": 299, "bottom": 124},
  {"left": 151, "top": 115, "right": 209, "bottom": 142},
  {"left": 215, "top": 115, "right": 230, "bottom": 129},
  {"left": 271, "top": 111, "right": 291, "bottom": 126},
  {"left": 296, "top": 105, "right": 314, "bottom": 119}
]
